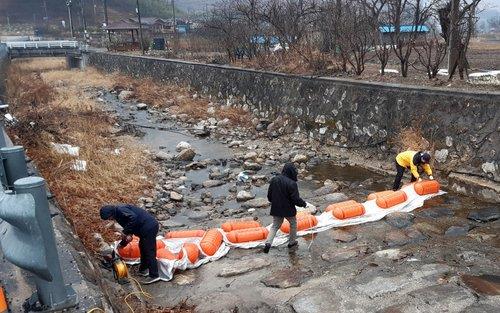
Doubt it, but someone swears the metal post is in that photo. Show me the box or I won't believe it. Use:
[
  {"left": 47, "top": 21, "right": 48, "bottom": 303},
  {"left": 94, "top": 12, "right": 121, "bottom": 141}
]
[
  {"left": 136, "top": 0, "right": 145, "bottom": 55},
  {"left": 0, "top": 121, "right": 7, "bottom": 148},
  {"left": 81, "top": 0, "right": 87, "bottom": 34},
  {"left": 172, "top": 0, "right": 177, "bottom": 37},
  {"left": 14, "top": 177, "right": 78, "bottom": 310},
  {"left": 103, "top": 0, "right": 109, "bottom": 27},
  {"left": 67, "top": 1, "right": 75, "bottom": 38},
  {"left": 0, "top": 146, "right": 28, "bottom": 188}
]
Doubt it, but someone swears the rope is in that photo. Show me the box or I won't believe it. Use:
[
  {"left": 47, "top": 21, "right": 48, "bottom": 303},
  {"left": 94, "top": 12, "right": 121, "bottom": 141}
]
[
  {"left": 87, "top": 308, "right": 105, "bottom": 313},
  {"left": 124, "top": 277, "right": 154, "bottom": 313}
]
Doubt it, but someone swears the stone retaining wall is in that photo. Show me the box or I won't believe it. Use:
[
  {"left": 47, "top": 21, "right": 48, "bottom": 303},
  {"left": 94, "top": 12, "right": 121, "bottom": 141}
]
[{"left": 88, "top": 52, "right": 499, "bottom": 184}]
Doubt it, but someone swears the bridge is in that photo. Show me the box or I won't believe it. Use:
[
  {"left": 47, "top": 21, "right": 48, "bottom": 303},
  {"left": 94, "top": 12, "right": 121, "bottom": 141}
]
[{"left": 3, "top": 40, "right": 81, "bottom": 59}]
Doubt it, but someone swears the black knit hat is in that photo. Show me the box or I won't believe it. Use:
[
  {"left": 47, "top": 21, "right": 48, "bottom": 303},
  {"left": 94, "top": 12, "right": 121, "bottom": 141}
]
[{"left": 421, "top": 152, "right": 431, "bottom": 163}]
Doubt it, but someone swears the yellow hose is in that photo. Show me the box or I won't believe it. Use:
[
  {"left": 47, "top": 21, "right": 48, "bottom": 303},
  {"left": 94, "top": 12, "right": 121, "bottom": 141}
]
[{"left": 124, "top": 277, "right": 154, "bottom": 313}]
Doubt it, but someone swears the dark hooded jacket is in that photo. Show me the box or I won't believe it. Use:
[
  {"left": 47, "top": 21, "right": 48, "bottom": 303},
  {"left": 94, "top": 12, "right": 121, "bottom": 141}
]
[
  {"left": 267, "top": 163, "right": 307, "bottom": 217},
  {"left": 100, "top": 204, "right": 158, "bottom": 236}
]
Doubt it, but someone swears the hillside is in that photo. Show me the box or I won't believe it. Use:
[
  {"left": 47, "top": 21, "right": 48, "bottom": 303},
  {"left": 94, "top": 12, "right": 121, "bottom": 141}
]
[{"left": 0, "top": 0, "right": 182, "bottom": 25}]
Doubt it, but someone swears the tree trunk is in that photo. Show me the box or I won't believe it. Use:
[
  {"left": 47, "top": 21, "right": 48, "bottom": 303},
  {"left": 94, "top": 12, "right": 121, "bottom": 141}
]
[{"left": 448, "top": 0, "right": 460, "bottom": 80}]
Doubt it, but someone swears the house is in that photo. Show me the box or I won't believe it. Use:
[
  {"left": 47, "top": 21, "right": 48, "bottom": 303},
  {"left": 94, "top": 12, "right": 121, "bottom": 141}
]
[
  {"left": 379, "top": 25, "right": 430, "bottom": 44},
  {"left": 127, "top": 17, "right": 173, "bottom": 33}
]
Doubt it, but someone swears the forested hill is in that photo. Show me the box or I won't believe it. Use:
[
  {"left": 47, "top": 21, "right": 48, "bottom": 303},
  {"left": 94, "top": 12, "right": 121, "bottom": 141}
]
[{"left": 0, "top": 0, "right": 186, "bottom": 24}]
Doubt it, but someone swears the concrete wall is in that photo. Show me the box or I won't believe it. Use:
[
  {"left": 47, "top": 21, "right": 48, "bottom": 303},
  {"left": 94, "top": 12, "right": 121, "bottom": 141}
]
[{"left": 88, "top": 52, "right": 500, "bottom": 183}]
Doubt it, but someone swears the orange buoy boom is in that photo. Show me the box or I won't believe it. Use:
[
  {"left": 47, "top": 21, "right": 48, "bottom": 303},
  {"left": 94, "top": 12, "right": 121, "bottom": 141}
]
[
  {"left": 325, "top": 200, "right": 358, "bottom": 212},
  {"left": 376, "top": 190, "right": 408, "bottom": 208},
  {"left": 226, "top": 227, "right": 269, "bottom": 243},
  {"left": 165, "top": 229, "right": 206, "bottom": 239},
  {"left": 157, "top": 248, "right": 177, "bottom": 260},
  {"left": 367, "top": 190, "right": 394, "bottom": 201},
  {"left": 221, "top": 220, "right": 261, "bottom": 232},
  {"left": 178, "top": 243, "right": 200, "bottom": 263},
  {"left": 200, "top": 229, "right": 223, "bottom": 256},
  {"left": 280, "top": 214, "right": 318, "bottom": 233},
  {"left": 332, "top": 203, "right": 365, "bottom": 220},
  {"left": 414, "top": 180, "right": 440, "bottom": 195},
  {"left": 118, "top": 239, "right": 165, "bottom": 259},
  {"left": 0, "top": 287, "right": 7, "bottom": 313}
]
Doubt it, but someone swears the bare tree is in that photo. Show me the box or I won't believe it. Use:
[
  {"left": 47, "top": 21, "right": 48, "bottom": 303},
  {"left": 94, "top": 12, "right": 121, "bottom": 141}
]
[
  {"left": 203, "top": 0, "right": 245, "bottom": 62},
  {"left": 259, "top": 0, "right": 319, "bottom": 58},
  {"left": 414, "top": 29, "right": 447, "bottom": 78},
  {"left": 336, "top": 1, "right": 380, "bottom": 75},
  {"left": 440, "top": 0, "right": 482, "bottom": 80},
  {"left": 386, "top": 0, "right": 435, "bottom": 77}
]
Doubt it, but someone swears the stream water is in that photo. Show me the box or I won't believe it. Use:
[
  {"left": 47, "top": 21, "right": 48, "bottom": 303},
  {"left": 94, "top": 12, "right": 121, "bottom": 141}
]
[{"left": 102, "top": 92, "right": 498, "bottom": 310}]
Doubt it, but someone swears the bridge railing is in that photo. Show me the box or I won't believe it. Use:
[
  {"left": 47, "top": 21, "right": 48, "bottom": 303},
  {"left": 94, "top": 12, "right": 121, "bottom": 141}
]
[{"left": 5, "top": 41, "right": 79, "bottom": 49}]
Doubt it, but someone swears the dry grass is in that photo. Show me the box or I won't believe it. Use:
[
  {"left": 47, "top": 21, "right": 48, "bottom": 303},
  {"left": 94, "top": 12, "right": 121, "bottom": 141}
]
[
  {"left": 6, "top": 60, "right": 155, "bottom": 251},
  {"left": 112, "top": 75, "right": 252, "bottom": 126},
  {"left": 391, "top": 126, "right": 431, "bottom": 152},
  {"left": 13, "top": 57, "right": 66, "bottom": 73},
  {"left": 41, "top": 67, "right": 116, "bottom": 90}
]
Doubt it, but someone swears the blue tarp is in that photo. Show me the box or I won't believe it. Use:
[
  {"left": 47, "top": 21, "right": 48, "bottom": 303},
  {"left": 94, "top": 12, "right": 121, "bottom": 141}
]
[{"left": 379, "top": 25, "right": 429, "bottom": 33}]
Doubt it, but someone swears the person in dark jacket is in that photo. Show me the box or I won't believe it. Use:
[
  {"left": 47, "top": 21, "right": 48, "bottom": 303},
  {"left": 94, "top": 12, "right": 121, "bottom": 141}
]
[
  {"left": 100, "top": 204, "right": 160, "bottom": 284},
  {"left": 263, "top": 163, "right": 307, "bottom": 253}
]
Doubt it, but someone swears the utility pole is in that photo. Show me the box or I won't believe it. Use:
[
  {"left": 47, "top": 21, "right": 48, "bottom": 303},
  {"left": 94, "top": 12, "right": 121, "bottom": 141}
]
[
  {"left": 172, "top": 0, "right": 178, "bottom": 51},
  {"left": 42, "top": 0, "right": 49, "bottom": 21},
  {"left": 66, "top": 1, "right": 75, "bottom": 38},
  {"left": 172, "top": 0, "right": 177, "bottom": 35},
  {"left": 103, "top": 0, "right": 109, "bottom": 27},
  {"left": 136, "top": 0, "right": 145, "bottom": 55},
  {"left": 81, "top": 0, "right": 87, "bottom": 33}
]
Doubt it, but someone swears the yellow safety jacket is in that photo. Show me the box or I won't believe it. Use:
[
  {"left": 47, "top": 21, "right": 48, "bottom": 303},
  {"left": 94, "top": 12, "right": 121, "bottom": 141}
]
[{"left": 396, "top": 150, "right": 432, "bottom": 179}]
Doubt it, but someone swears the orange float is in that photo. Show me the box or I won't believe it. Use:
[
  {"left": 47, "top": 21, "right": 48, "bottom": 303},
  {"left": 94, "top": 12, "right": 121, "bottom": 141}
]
[
  {"left": 376, "top": 190, "right": 408, "bottom": 209},
  {"left": 157, "top": 248, "right": 177, "bottom": 260},
  {"left": 200, "top": 229, "right": 223, "bottom": 256},
  {"left": 165, "top": 229, "right": 206, "bottom": 239},
  {"left": 324, "top": 200, "right": 358, "bottom": 212},
  {"left": 117, "top": 242, "right": 141, "bottom": 259},
  {"left": 118, "top": 239, "right": 165, "bottom": 259},
  {"left": 177, "top": 243, "right": 200, "bottom": 263},
  {"left": 332, "top": 203, "right": 365, "bottom": 220},
  {"left": 414, "top": 180, "right": 440, "bottom": 195},
  {"left": 0, "top": 287, "right": 7, "bottom": 313},
  {"left": 367, "top": 190, "right": 394, "bottom": 201},
  {"left": 280, "top": 214, "right": 318, "bottom": 233},
  {"left": 221, "top": 220, "right": 261, "bottom": 232},
  {"left": 226, "top": 227, "right": 269, "bottom": 243}
]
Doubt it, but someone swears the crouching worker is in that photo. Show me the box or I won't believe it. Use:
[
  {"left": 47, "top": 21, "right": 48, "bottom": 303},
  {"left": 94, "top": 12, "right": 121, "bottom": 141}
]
[
  {"left": 393, "top": 150, "right": 434, "bottom": 191},
  {"left": 100, "top": 204, "right": 160, "bottom": 284},
  {"left": 264, "top": 163, "right": 307, "bottom": 253}
]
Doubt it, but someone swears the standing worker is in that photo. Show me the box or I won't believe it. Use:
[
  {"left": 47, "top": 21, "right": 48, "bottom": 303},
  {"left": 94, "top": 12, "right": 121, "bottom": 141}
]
[
  {"left": 263, "top": 163, "right": 307, "bottom": 253},
  {"left": 393, "top": 150, "right": 434, "bottom": 191},
  {"left": 100, "top": 204, "right": 160, "bottom": 284}
]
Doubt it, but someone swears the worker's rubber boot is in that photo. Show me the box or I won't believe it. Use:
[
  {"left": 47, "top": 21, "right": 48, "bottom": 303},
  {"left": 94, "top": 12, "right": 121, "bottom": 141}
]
[
  {"left": 287, "top": 241, "right": 298, "bottom": 249},
  {"left": 138, "top": 269, "right": 149, "bottom": 277},
  {"left": 141, "top": 276, "right": 161, "bottom": 285},
  {"left": 263, "top": 243, "right": 271, "bottom": 254}
]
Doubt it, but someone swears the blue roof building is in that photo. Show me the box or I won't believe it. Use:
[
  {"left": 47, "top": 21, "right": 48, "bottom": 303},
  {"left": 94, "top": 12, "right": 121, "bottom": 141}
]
[{"left": 379, "top": 25, "right": 430, "bottom": 33}]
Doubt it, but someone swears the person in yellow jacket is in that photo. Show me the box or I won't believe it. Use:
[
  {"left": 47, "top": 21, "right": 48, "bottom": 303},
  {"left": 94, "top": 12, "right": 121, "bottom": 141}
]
[{"left": 393, "top": 150, "right": 434, "bottom": 190}]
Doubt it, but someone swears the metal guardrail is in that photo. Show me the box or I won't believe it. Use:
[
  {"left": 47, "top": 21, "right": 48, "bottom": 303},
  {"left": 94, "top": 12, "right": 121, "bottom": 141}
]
[{"left": 4, "top": 41, "right": 79, "bottom": 49}]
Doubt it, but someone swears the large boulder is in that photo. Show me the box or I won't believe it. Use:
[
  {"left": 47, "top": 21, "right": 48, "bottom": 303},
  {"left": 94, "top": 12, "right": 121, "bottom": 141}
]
[
  {"left": 118, "top": 90, "right": 135, "bottom": 100},
  {"left": 176, "top": 141, "right": 192, "bottom": 152},
  {"left": 236, "top": 190, "right": 255, "bottom": 202},
  {"left": 176, "top": 148, "right": 196, "bottom": 161},
  {"left": 155, "top": 151, "right": 174, "bottom": 161}
]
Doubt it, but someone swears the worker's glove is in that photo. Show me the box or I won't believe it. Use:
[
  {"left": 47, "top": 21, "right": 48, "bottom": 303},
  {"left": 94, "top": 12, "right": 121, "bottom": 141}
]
[
  {"left": 429, "top": 176, "right": 434, "bottom": 180},
  {"left": 118, "top": 234, "right": 132, "bottom": 247}
]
